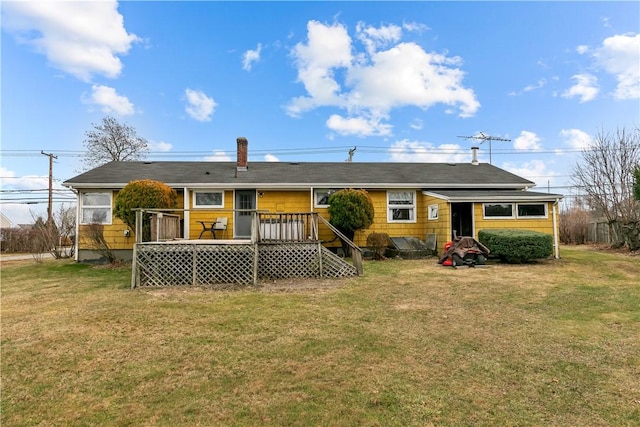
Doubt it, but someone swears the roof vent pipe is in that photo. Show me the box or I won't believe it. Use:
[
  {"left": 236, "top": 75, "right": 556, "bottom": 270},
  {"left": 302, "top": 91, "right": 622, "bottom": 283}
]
[
  {"left": 471, "top": 146, "right": 479, "bottom": 165},
  {"left": 237, "top": 137, "right": 248, "bottom": 171}
]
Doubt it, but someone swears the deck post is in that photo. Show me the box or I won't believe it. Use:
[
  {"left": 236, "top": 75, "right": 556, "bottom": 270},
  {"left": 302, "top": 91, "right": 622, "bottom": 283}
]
[
  {"left": 253, "top": 244, "right": 259, "bottom": 286},
  {"left": 192, "top": 244, "right": 197, "bottom": 286},
  {"left": 135, "top": 210, "right": 143, "bottom": 243},
  {"left": 130, "top": 243, "right": 138, "bottom": 289},
  {"left": 352, "top": 249, "right": 363, "bottom": 276},
  {"left": 252, "top": 211, "right": 259, "bottom": 285},
  {"left": 317, "top": 242, "right": 323, "bottom": 278}
]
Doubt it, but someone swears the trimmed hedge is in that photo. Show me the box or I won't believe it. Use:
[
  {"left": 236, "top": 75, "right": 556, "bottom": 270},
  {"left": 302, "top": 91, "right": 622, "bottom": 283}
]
[
  {"left": 478, "top": 229, "right": 553, "bottom": 263},
  {"left": 114, "top": 180, "right": 178, "bottom": 239}
]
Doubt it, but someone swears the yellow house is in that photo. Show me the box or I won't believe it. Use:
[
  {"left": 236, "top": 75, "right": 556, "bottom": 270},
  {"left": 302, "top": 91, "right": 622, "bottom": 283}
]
[{"left": 63, "top": 137, "right": 563, "bottom": 262}]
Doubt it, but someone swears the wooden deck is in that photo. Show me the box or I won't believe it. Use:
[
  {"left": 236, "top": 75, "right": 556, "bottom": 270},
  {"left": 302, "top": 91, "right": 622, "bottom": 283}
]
[{"left": 131, "top": 211, "right": 363, "bottom": 288}]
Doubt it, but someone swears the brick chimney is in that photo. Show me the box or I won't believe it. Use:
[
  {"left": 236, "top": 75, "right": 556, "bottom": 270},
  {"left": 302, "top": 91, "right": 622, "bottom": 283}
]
[
  {"left": 471, "top": 146, "right": 479, "bottom": 165},
  {"left": 237, "top": 137, "right": 248, "bottom": 171}
]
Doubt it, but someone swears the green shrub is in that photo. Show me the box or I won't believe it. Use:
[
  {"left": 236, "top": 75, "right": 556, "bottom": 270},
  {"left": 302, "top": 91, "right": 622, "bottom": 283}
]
[
  {"left": 114, "top": 180, "right": 178, "bottom": 239},
  {"left": 478, "top": 229, "right": 553, "bottom": 263},
  {"left": 328, "top": 189, "right": 374, "bottom": 256}
]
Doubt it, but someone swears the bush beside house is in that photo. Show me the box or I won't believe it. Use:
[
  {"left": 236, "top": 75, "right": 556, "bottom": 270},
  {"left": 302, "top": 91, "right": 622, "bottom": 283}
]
[
  {"left": 328, "top": 189, "right": 374, "bottom": 256},
  {"left": 114, "top": 179, "right": 178, "bottom": 241},
  {"left": 479, "top": 229, "right": 553, "bottom": 263}
]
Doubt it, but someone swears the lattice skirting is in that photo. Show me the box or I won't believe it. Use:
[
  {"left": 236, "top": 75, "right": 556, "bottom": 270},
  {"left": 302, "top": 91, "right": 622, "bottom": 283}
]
[
  {"left": 258, "top": 243, "right": 357, "bottom": 279},
  {"left": 132, "top": 242, "right": 357, "bottom": 288}
]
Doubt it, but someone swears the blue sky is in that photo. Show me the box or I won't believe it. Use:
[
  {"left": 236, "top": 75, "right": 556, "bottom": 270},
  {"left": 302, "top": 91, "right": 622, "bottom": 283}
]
[{"left": 1, "top": 1, "right": 639, "bottom": 225}]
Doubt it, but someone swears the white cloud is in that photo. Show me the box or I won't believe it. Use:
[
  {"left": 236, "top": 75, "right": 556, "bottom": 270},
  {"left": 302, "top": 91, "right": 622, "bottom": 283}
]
[
  {"left": 513, "top": 131, "right": 542, "bottom": 151},
  {"left": 0, "top": 167, "right": 49, "bottom": 190},
  {"left": 560, "top": 128, "right": 592, "bottom": 150},
  {"left": 83, "top": 84, "right": 134, "bottom": 115},
  {"left": 402, "top": 21, "right": 429, "bottom": 33},
  {"left": 2, "top": 1, "right": 139, "bottom": 81},
  {"left": 347, "top": 43, "right": 479, "bottom": 116},
  {"left": 524, "top": 79, "right": 546, "bottom": 92},
  {"left": 264, "top": 154, "right": 280, "bottom": 162},
  {"left": 502, "top": 159, "right": 560, "bottom": 190},
  {"left": 326, "top": 114, "right": 393, "bottom": 137},
  {"left": 593, "top": 33, "right": 640, "bottom": 99},
  {"left": 509, "top": 79, "right": 546, "bottom": 96},
  {"left": 287, "top": 20, "right": 479, "bottom": 137},
  {"left": 576, "top": 45, "right": 589, "bottom": 55},
  {"left": 204, "top": 151, "right": 231, "bottom": 161},
  {"left": 388, "top": 139, "right": 468, "bottom": 163},
  {"left": 184, "top": 89, "right": 217, "bottom": 122},
  {"left": 409, "top": 118, "right": 423, "bottom": 130},
  {"left": 242, "top": 43, "right": 262, "bottom": 71},
  {"left": 287, "top": 20, "right": 352, "bottom": 116},
  {"left": 356, "top": 22, "right": 402, "bottom": 55},
  {"left": 562, "top": 74, "right": 599, "bottom": 103},
  {"left": 148, "top": 140, "right": 173, "bottom": 152}
]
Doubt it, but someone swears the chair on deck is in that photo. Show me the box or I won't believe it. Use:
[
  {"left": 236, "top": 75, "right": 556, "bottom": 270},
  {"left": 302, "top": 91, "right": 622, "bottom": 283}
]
[
  {"left": 213, "top": 217, "right": 228, "bottom": 239},
  {"left": 198, "top": 217, "right": 228, "bottom": 239}
]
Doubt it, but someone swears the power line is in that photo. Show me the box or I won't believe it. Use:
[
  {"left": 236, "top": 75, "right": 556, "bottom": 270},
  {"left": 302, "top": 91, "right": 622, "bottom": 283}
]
[{"left": 3, "top": 144, "right": 638, "bottom": 158}]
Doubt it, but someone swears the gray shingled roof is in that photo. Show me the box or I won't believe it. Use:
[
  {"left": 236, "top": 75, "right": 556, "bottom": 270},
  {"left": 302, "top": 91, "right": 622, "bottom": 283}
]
[{"left": 63, "top": 160, "right": 535, "bottom": 189}]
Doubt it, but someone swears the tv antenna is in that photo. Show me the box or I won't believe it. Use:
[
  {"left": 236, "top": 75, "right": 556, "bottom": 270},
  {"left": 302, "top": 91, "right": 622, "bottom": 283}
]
[
  {"left": 457, "top": 132, "right": 511, "bottom": 164},
  {"left": 345, "top": 146, "right": 356, "bottom": 162}
]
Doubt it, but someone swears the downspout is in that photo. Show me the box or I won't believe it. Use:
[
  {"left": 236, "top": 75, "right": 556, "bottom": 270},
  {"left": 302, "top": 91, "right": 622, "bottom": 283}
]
[
  {"left": 73, "top": 189, "right": 80, "bottom": 262},
  {"left": 552, "top": 198, "right": 560, "bottom": 259}
]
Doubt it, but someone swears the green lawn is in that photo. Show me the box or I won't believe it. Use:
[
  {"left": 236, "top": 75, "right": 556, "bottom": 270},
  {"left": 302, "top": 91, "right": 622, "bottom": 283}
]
[{"left": 2, "top": 247, "right": 639, "bottom": 426}]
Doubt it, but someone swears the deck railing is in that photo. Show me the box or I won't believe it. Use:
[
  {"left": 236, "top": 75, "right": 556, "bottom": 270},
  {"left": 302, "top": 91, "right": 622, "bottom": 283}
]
[
  {"left": 316, "top": 215, "right": 363, "bottom": 276},
  {"left": 254, "top": 212, "right": 362, "bottom": 275},
  {"left": 150, "top": 213, "right": 181, "bottom": 241},
  {"left": 255, "top": 212, "right": 318, "bottom": 242},
  {"left": 132, "top": 209, "right": 363, "bottom": 276}
]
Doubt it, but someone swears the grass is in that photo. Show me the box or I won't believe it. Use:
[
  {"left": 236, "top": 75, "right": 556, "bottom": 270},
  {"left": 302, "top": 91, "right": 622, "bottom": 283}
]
[{"left": 1, "top": 246, "right": 639, "bottom": 426}]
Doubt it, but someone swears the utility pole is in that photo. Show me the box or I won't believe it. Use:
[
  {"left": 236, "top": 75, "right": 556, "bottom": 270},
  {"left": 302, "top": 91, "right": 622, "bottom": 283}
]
[
  {"left": 457, "top": 132, "right": 511, "bottom": 164},
  {"left": 41, "top": 151, "right": 58, "bottom": 224}
]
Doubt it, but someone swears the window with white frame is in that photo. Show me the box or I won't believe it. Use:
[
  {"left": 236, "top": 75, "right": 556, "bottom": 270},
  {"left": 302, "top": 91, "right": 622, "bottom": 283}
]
[
  {"left": 483, "top": 202, "right": 549, "bottom": 219},
  {"left": 428, "top": 204, "right": 439, "bottom": 220},
  {"left": 314, "top": 189, "right": 338, "bottom": 207},
  {"left": 80, "top": 192, "right": 112, "bottom": 224},
  {"left": 483, "top": 203, "right": 514, "bottom": 219},
  {"left": 517, "top": 203, "right": 547, "bottom": 218},
  {"left": 387, "top": 191, "right": 416, "bottom": 222},
  {"left": 193, "top": 190, "right": 224, "bottom": 208}
]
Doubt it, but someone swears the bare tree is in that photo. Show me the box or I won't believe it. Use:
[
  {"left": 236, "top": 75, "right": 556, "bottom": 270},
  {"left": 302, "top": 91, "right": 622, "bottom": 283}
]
[
  {"left": 634, "top": 167, "right": 640, "bottom": 202},
  {"left": 81, "top": 116, "right": 149, "bottom": 170},
  {"left": 85, "top": 223, "right": 117, "bottom": 263},
  {"left": 571, "top": 126, "right": 640, "bottom": 250},
  {"left": 559, "top": 198, "right": 591, "bottom": 245},
  {"left": 30, "top": 204, "right": 76, "bottom": 259}
]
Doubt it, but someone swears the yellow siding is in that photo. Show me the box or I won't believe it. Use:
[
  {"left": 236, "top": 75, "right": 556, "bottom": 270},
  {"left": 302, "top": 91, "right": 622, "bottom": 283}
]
[
  {"left": 474, "top": 203, "right": 556, "bottom": 236},
  {"left": 316, "top": 190, "right": 430, "bottom": 247},
  {"left": 422, "top": 195, "right": 451, "bottom": 254},
  {"left": 188, "top": 190, "right": 233, "bottom": 239},
  {"left": 257, "top": 190, "right": 311, "bottom": 213},
  {"left": 80, "top": 187, "right": 558, "bottom": 257},
  {"left": 78, "top": 217, "right": 132, "bottom": 250}
]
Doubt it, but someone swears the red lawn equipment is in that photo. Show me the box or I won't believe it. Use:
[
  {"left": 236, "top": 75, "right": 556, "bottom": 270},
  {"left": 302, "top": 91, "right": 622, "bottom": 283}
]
[{"left": 438, "top": 236, "right": 490, "bottom": 268}]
